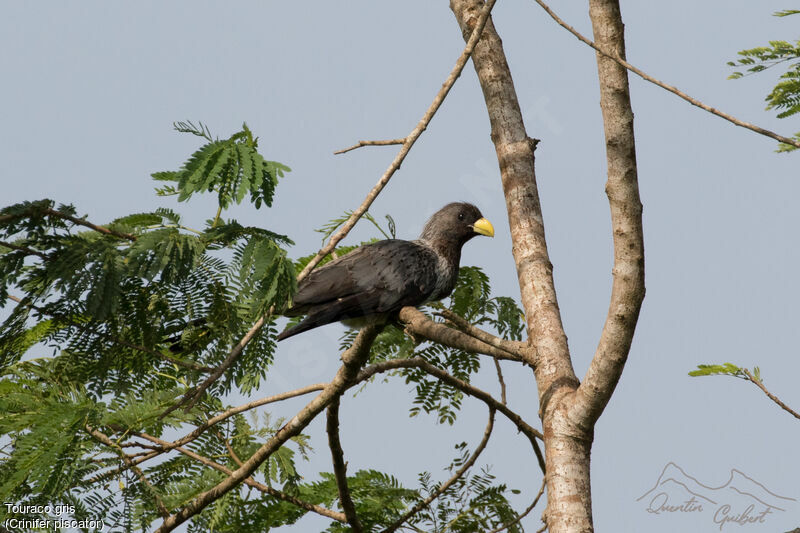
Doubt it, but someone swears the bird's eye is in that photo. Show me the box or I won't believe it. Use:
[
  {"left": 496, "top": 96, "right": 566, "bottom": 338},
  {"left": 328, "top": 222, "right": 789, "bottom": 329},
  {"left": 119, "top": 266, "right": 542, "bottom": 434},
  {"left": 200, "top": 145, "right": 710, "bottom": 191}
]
[{"left": 458, "top": 213, "right": 465, "bottom": 221}]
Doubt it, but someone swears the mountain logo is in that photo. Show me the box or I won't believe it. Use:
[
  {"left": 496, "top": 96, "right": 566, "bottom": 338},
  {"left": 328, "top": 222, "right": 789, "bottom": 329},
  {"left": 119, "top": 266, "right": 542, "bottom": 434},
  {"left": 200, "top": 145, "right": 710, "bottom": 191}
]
[{"left": 637, "top": 462, "right": 796, "bottom": 529}]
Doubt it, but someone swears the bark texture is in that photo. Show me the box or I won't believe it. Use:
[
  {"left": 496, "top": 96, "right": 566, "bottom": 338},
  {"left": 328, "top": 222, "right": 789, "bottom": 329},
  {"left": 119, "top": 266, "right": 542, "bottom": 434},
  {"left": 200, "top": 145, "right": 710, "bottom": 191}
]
[
  {"left": 450, "top": 1, "right": 644, "bottom": 531},
  {"left": 573, "top": 0, "right": 645, "bottom": 425}
]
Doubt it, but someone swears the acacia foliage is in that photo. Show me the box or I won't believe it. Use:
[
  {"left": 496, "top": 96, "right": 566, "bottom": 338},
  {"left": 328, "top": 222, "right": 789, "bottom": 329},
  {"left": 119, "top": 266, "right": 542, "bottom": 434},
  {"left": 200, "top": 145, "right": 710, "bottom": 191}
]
[
  {"left": 0, "top": 123, "right": 525, "bottom": 531},
  {"left": 728, "top": 9, "right": 800, "bottom": 151}
]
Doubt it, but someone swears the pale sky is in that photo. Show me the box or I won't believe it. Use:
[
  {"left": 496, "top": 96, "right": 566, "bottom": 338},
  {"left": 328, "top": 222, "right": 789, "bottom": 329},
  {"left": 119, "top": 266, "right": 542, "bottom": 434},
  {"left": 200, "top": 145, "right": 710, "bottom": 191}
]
[{"left": 2, "top": 2, "right": 798, "bottom": 532}]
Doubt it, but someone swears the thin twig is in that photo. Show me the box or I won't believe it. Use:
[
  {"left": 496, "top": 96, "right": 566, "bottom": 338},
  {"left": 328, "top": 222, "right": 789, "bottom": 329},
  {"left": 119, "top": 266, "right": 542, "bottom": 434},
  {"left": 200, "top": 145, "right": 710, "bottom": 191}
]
[
  {"left": 531, "top": 0, "right": 800, "bottom": 149},
  {"left": 154, "top": 325, "right": 383, "bottom": 532},
  {"left": 0, "top": 206, "right": 136, "bottom": 241},
  {"left": 334, "top": 138, "right": 407, "bottom": 155},
  {"left": 356, "top": 357, "right": 546, "bottom": 475},
  {"left": 171, "top": 311, "right": 273, "bottom": 415},
  {"left": 382, "top": 408, "right": 496, "bottom": 533},
  {"left": 743, "top": 369, "right": 800, "bottom": 420},
  {"left": 169, "top": 0, "right": 498, "bottom": 432},
  {"left": 297, "top": 0, "right": 499, "bottom": 283},
  {"left": 136, "top": 432, "right": 346, "bottom": 522},
  {"left": 327, "top": 398, "right": 363, "bottom": 532},
  {"left": 85, "top": 425, "right": 170, "bottom": 518},
  {"left": 494, "top": 359, "right": 507, "bottom": 405},
  {"left": 85, "top": 383, "right": 326, "bottom": 484},
  {"left": 0, "top": 240, "right": 47, "bottom": 258},
  {"left": 487, "top": 476, "right": 546, "bottom": 533}
]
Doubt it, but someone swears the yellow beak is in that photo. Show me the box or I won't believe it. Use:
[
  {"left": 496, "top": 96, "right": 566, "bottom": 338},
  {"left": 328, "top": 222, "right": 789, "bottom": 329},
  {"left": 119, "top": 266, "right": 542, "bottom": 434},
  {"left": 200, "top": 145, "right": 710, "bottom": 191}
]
[{"left": 471, "top": 217, "right": 494, "bottom": 237}]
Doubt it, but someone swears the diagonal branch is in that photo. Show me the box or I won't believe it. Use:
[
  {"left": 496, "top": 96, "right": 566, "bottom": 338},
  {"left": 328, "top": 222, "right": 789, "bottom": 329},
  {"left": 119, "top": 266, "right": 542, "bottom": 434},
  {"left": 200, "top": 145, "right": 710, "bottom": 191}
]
[
  {"left": 298, "top": 0, "right": 498, "bottom": 282},
  {"left": 399, "top": 307, "right": 525, "bottom": 363},
  {"left": 743, "top": 369, "right": 800, "bottom": 420},
  {"left": 381, "top": 407, "right": 496, "bottom": 533},
  {"left": 85, "top": 383, "right": 327, "bottom": 485},
  {"left": 0, "top": 240, "right": 47, "bottom": 258},
  {"left": 85, "top": 425, "right": 170, "bottom": 518},
  {"left": 571, "top": 0, "right": 646, "bottom": 426},
  {"left": 136, "top": 432, "right": 346, "bottom": 523},
  {"left": 487, "top": 476, "right": 547, "bottom": 533},
  {"left": 154, "top": 324, "right": 383, "bottom": 532},
  {"left": 326, "top": 398, "right": 363, "bottom": 532},
  {"left": 356, "top": 357, "right": 545, "bottom": 475},
  {"left": 531, "top": 0, "right": 800, "bottom": 150},
  {"left": 0, "top": 205, "right": 136, "bottom": 241},
  {"left": 184, "top": 0, "right": 499, "bottom": 413}
]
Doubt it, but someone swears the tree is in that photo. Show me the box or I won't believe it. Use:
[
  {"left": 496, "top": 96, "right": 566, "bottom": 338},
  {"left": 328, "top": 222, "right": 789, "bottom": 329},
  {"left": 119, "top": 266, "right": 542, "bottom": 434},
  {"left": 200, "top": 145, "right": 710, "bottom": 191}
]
[{"left": 1, "top": 2, "right": 797, "bottom": 533}]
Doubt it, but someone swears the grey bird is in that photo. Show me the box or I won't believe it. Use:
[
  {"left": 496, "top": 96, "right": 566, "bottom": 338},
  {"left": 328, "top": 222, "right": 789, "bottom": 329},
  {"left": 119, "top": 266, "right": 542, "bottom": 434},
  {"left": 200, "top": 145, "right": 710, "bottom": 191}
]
[{"left": 277, "top": 202, "right": 494, "bottom": 341}]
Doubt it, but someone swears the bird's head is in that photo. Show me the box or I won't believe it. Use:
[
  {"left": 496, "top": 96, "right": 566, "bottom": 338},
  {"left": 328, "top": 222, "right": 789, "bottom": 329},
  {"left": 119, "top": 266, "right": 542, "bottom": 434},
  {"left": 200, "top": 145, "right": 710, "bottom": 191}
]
[{"left": 419, "top": 202, "right": 494, "bottom": 248}]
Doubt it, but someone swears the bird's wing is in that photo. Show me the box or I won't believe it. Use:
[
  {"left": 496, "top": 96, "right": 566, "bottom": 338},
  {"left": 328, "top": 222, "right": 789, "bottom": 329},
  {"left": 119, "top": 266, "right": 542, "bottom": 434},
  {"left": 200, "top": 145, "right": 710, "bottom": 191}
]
[{"left": 288, "top": 240, "right": 440, "bottom": 317}]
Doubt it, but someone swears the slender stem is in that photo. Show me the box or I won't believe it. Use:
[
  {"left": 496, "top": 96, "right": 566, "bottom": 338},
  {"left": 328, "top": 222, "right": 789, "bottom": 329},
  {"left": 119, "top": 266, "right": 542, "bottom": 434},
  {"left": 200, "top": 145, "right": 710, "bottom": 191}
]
[
  {"left": 381, "top": 408, "right": 496, "bottom": 533},
  {"left": 136, "top": 432, "right": 346, "bottom": 522},
  {"left": 334, "top": 138, "right": 407, "bottom": 155},
  {"left": 327, "top": 398, "right": 363, "bottom": 532},
  {"left": 743, "top": 369, "right": 800, "bottom": 420},
  {"left": 531, "top": 0, "right": 800, "bottom": 149},
  {"left": 487, "top": 477, "right": 546, "bottom": 533}
]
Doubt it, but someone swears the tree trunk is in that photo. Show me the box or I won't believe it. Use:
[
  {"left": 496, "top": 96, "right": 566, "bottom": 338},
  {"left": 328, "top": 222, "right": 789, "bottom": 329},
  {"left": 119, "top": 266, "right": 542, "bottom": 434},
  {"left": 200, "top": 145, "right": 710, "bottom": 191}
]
[{"left": 450, "top": 0, "right": 643, "bottom": 531}]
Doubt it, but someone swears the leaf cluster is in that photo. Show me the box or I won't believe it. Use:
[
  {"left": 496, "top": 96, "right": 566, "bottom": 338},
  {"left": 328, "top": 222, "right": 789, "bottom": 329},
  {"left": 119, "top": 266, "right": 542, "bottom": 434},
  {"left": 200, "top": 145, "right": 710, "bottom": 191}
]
[
  {"left": 728, "top": 10, "right": 800, "bottom": 151},
  {"left": 689, "top": 363, "right": 761, "bottom": 382},
  {"left": 411, "top": 443, "right": 522, "bottom": 533}
]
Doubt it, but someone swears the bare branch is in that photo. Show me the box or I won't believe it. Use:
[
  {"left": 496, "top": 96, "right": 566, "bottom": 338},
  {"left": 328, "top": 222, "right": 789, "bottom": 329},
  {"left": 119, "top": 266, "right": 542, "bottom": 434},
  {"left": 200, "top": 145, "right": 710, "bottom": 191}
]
[
  {"left": 85, "top": 425, "right": 170, "bottom": 518},
  {"left": 399, "top": 307, "right": 524, "bottom": 363},
  {"left": 356, "top": 357, "right": 546, "bottom": 474},
  {"left": 743, "top": 369, "right": 800, "bottom": 420},
  {"left": 571, "top": 0, "right": 645, "bottom": 427},
  {"left": 435, "top": 308, "right": 530, "bottom": 359},
  {"left": 326, "top": 398, "right": 363, "bottom": 532},
  {"left": 334, "top": 138, "right": 406, "bottom": 155},
  {"left": 487, "top": 476, "right": 546, "bottom": 533},
  {"left": 531, "top": 0, "right": 800, "bottom": 150},
  {"left": 382, "top": 407, "right": 496, "bottom": 533},
  {"left": 494, "top": 359, "right": 507, "bottom": 405},
  {"left": 298, "top": 0, "right": 498, "bottom": 282},
  {"left": 155, "top": 325, "right": 383, "bottom": 532},
  {"left": 136, "top": 432, "right": 347, "bottom": 523}
]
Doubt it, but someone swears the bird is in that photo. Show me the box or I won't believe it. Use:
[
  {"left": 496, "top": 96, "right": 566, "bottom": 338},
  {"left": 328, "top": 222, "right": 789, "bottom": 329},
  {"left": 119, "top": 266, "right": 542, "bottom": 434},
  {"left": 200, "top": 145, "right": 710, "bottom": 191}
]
[{"left": 276, "top": 202, "right": 494, "bottom": 341}]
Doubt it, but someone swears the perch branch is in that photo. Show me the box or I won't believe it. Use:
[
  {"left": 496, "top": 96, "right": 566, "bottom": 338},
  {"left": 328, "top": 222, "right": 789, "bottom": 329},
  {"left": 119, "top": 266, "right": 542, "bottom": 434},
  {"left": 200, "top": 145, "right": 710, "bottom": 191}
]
[
  {"left": 435, "top": 308, "right": 529, "bottom": 359},
  {"left": 399, "top": 307, "right": 524, "bottom": 363}
]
